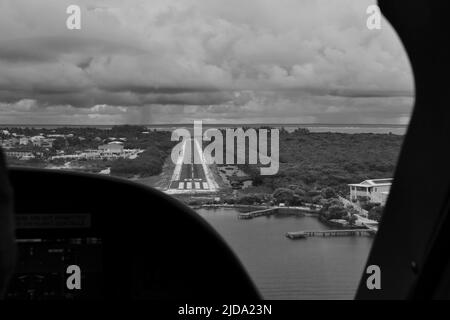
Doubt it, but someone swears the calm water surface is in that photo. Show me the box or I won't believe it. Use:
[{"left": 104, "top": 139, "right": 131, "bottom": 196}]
[{"left": 196, "top": 208, "right": 373, "bottom": 300}]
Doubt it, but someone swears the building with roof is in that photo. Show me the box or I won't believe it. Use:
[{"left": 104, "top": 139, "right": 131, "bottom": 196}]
[
  {"left": 30, "top": 135, "right": 45, "bottom": 147},
  {"left": 348, "top": 178, "right": 392, "bottom": 204},
  {"left": 5, "top": 151, "right": 35, "bottom": 160},
  {"left": 98, "top": 142, "right": 124, "bottom": 154},
  {"left": 0, "top": 137, "right": 19, "bottom": 148}
]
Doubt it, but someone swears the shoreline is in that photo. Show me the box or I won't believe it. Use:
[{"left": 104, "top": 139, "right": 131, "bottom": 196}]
[
  {"left": 194, "top": 204, "right": 368, "bottom": 230},
  {"left": 192, "top": 203, "right": 318, "bottom": 213}
]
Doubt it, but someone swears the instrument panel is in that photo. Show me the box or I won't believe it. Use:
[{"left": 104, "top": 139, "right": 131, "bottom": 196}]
[{"left": 6, "top": 213, "right": 103, "bottom": 300}]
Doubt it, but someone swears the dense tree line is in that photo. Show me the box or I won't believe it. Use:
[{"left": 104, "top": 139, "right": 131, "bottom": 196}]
[
  {"left": 109, "top": 132, "right": 175, "bottom": 177},
  {"left": 240, "top": 129, "right": 403, "bottom": 196},
  {"left": 368, "top": 205, "right": 384, "bottom": 222}
]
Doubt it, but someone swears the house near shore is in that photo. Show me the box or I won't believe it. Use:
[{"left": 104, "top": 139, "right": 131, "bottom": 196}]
[{"left": 348, "top": 178, "right": 392, "bottom": 205}]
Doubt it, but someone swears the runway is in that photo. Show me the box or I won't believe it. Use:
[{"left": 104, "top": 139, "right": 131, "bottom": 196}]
[{"left": 166, "top": 138, "right": 218, "bottom": 193}]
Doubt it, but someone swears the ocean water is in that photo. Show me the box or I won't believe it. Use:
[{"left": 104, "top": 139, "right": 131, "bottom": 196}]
[
  {"left": 196, "top": 207, "right": 373, "bottom": 300},
  {"left": 0, "top": 124, "right": 407, "bottom": 135}
]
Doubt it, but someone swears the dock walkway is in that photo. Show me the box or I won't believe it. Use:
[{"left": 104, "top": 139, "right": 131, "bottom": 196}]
[
  {"left": 238, "top": 206, "right": 318, "bottom": 219},
  {"left": 238, "top": 208, "right": 275, "bottom": 219},
  {"left": 286, "top": 229, "right": 375, "bottom": 239}
]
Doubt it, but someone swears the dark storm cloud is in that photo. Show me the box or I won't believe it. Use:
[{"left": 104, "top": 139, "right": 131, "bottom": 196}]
[
  {"left": 0, "top": 88, "right": 234, "bottom": 108},
  {"left": 0, "top": 0, "right": 414, "bottom": 124},
  {"left": 326, "top": 89, "right": 414, "bottom": 98},
  {"left": 0, "top": 36, "right": 143, "bottom": 64}
]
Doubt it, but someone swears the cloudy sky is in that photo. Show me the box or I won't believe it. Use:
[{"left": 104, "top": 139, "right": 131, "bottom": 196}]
[{"left": 0, "top": 0, "right": 414, "bottom": 125}]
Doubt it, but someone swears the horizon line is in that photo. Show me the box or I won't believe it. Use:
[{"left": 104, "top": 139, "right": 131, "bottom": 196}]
[{"left": 0, "top": 122, "right": 408, "bottom": 127}]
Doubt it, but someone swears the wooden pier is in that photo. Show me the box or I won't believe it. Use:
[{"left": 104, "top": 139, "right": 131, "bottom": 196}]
[
  {"left": 238, "top": 208, "right": 275, "bottom": 219},
  {"left": 238, "top": 206, "right": 318, "bottom": 220},
  {"left": 286, "top": 229, "right": 375, "bottom": 239}
]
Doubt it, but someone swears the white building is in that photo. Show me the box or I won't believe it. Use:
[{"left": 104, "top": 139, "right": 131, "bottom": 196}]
[
  {"left": 30, "top": 135, "right": 45, "bottom": 147},
  {"left": 98, "top": 142, "right": 124, "bottom": 154},
  {"left": 348, "top": 178, "right": 392, "bottom": 204},
  {"left": 5, "top": 151, "right": 35, "bottom": 160},
  {"left": 47, "top": 134, "right": 66, "bottom": 138},
  {"left": 0, "top": 137, "right": 19, "bottom": 148},
  {"left": 50, "top": 146, "right": 142, "bottom": 161}
]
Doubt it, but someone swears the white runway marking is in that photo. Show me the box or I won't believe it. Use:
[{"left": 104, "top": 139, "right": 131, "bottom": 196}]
[
  {"left": 171, "top": 139, "right": 187, "bottom": 182},
  {"left": 166, "top": 138, "right": 219, "bottom": 194},
  {"left": 193, "top": 138, "right": 218, "bottom": 191}
]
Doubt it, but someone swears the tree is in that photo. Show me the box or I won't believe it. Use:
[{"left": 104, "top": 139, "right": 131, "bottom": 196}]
[
  {"left": 307, "top": 190, "right": 321, "bottom": 197},
  {"left": 236, "top": 194, "right": 261, "bottom": 205},
  {"left": 321, "top": 187, "right": 337, "bottom": 199},
  {"left": 362, "top": 202, "right": 379, "bottom": 211},
  {"left": 293, "top": 187, "right": 306, "bottom": 196},
  {"left": 328, "top": 205, "right": 347, "bottom": 220},
  {"left": 272, "top": 188, "right": 295, "bottom": 205},
  {"left": 368, "top": 205, "right": 384, "bottom": 222},
  {"left": 320, "top": 198, "right": 348, "bottom": 220},
  {"left": 291, "top": 195, "right": 303, "bottom": 206},
  {"left": 51, "top": 137, "right": 67, "bottom": 151},
  {"left": 312, "top": 195, "right": 323, "bottom": 204},
  {"left": 348, "top": 214, "right": 358, "bottom": 226}
]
